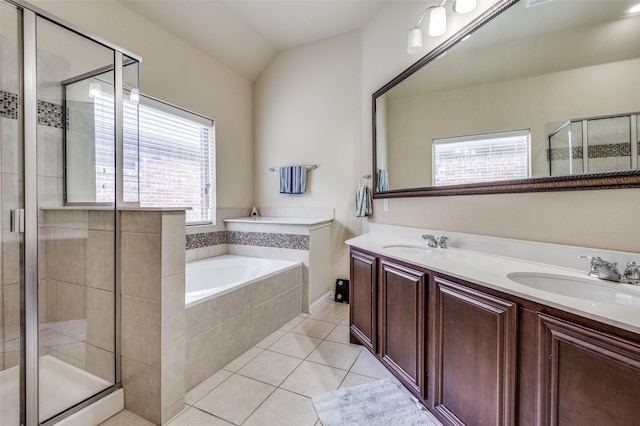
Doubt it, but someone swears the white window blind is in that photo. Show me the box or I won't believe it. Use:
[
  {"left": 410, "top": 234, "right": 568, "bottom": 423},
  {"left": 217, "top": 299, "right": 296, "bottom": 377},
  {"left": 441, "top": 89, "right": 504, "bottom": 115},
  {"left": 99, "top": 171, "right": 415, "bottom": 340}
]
[
  {"left": 93, "top": 91, "right": 215, "bottom": 223},
  {"left": 432, "top": 130, "right": 530, "bottom": 186}
]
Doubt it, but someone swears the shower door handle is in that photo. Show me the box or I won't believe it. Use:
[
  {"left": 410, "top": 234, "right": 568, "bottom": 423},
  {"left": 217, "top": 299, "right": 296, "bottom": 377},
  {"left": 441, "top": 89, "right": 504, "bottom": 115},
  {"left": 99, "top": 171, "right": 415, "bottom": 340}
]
[{"left": 10, "top": 208, "right": 25, "bottom": 233}]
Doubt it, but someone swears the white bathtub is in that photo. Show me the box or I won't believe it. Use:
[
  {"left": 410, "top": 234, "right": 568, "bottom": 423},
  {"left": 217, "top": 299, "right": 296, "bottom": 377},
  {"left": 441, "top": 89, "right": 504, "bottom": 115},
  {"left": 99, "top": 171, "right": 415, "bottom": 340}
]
[
  {"left": 185, "top": 255, "right": 300, "bottom": 307},
  {"left": 184, "top": 254, "right": 303, "bottom": 389}
]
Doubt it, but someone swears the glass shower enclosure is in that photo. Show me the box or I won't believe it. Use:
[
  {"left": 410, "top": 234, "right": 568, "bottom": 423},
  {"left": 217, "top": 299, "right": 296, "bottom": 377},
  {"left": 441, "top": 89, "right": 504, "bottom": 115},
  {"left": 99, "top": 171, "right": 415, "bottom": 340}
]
[{"left": 0, "top": 1, "right": 140, "bottom": 424}]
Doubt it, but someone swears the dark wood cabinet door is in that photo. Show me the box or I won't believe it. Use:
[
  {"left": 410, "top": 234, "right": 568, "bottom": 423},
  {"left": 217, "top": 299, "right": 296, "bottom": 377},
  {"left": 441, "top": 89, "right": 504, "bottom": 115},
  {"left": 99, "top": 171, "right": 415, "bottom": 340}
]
[
  {"left": 379, "top": 260, "right": 426, "bottom": 398},
  {"left": 537, "top": 314, "right": 640, "bottom": 426},
  {"left": 433, "top": 277, "right": 517, "bottom": 426},
  {"left": 349, "top": 249, "right": 377, "bottom": 352}
]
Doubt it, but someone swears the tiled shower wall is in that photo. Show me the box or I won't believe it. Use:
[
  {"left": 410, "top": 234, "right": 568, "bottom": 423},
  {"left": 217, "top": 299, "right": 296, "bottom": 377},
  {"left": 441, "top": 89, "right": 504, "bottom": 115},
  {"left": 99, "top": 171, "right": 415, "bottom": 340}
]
[
  {"left": 547, "top": 114, "right": 640, "bottom": 176},
  {"left": 39, "top": 209, "right": 116, "bottom": 382},
  {"left": 1, "top": 36, "right": 70, "bottom": 370}
]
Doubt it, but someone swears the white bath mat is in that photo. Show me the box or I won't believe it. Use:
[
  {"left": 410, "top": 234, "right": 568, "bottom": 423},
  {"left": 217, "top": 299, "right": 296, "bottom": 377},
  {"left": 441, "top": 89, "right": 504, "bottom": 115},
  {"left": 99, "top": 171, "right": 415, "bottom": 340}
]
[{"left": 312, "top": 378, "right": 439, "bottom": 426}]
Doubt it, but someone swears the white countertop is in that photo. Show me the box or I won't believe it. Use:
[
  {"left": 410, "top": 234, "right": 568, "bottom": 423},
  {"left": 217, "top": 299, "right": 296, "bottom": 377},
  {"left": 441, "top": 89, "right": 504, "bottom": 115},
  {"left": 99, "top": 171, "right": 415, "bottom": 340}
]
[
  {"left": 224, "top": 216, "right": 333, "bottom": 226},
  {"left": 346, "top": 232, "right": 640, "bottom": 335}
]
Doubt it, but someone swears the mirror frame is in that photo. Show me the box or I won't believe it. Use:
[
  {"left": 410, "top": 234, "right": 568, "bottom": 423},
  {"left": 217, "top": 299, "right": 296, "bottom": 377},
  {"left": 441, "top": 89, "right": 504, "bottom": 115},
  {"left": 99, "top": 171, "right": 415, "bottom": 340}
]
[{"left": 372, "top": 0, "right": 640, "bottom": 198}]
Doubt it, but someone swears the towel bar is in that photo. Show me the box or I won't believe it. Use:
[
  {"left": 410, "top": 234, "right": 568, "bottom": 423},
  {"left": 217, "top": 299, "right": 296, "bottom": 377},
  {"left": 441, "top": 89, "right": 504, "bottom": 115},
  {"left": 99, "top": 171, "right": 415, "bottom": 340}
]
[{"left": 269, "top": 165, "right": 317, "bottom": 172}]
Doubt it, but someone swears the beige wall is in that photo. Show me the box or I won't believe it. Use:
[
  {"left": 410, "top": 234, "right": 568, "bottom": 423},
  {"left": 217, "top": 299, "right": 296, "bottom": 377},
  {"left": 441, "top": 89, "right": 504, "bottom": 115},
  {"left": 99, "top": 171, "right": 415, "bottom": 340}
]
[
  {"left": 32, "top": 0, "right": 254, "bottom": 209},
  {"left": 253, "top": 31, "right": 362, "bottom": 281},
  {"left": 362, "top": 1, "right": 640, "bottom": 254}
]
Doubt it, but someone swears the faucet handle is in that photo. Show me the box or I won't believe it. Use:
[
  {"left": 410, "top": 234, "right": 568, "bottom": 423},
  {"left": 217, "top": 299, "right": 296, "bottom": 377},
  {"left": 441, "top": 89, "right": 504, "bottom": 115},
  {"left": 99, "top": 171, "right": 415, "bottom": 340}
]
[
  {"left": 422, "top": 234, "right": 438, "bottom": 248},
  {"left": 624, "top": 261, "right": 640, "bottom": 282},
  {"left": 578, "top": 255, "right": 602, "bottom": 278},
  {"left": 437, "top": 236, "right": 450, "bottom": 249}
]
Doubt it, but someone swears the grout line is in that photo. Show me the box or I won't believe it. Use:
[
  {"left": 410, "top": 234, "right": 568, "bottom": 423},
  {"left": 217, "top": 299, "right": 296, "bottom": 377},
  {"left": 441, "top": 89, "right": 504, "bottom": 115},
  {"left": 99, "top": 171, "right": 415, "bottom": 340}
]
[{"left": 183, "top": 303, "right": 354, "bottom": 425}]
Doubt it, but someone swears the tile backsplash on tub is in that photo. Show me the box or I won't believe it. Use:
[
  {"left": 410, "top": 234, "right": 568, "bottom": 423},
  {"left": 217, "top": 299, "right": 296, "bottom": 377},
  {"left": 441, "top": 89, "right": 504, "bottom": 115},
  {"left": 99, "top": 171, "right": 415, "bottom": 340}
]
[{"left": 186, "top": 231, "right": 309, "bottom": 251}]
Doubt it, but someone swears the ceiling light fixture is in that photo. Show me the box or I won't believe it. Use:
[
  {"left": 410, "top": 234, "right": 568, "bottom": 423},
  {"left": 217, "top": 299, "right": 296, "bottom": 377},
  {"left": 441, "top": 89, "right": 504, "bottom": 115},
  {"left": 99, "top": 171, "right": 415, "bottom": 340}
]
[
  {"left": 89, "top": 82, "right": 101, "bottom": 98},
  {"left": 627, "top": 3, "right": 640, "bottom": 14},
  {"left": 129, "top": 88, "right": 140, "bottom": 104},
  {"left": 407, "top": 0, "right": 477, "bottom": 54}
]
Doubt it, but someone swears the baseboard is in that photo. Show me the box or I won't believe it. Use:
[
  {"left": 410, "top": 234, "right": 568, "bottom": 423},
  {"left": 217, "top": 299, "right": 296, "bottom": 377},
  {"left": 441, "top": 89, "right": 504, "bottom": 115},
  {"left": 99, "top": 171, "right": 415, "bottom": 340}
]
[{"left": 309, "top": 291, "right": 335, "bottom": 312}]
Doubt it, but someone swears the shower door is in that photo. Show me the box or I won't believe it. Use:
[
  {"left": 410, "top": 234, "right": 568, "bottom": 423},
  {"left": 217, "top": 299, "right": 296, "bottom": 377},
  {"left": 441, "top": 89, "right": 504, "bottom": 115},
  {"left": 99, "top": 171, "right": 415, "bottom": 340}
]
[
  {"left": 35, "top": 15, "right": 119, "bottom": 424},
  {"left": 1, "top": 1, "right": 140, "bottom": 423},
  {"left": 1, "top": 2, "right": 24, "bottom": 425}
]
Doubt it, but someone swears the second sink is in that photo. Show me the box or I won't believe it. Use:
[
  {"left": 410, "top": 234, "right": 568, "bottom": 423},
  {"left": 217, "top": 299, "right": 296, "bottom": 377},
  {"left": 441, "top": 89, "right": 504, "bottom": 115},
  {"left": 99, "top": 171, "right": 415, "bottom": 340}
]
[
  {"left": 382, "top": 244, "right": 433, "bottom": 255},
  {"left": 507, "top": 272, "right": 640, "bottom": 306}
]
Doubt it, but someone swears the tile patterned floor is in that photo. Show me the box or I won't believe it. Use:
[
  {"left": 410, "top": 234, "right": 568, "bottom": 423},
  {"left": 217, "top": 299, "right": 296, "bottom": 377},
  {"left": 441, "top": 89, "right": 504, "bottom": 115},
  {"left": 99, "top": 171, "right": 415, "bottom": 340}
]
[{"left": 101, "top": 301, "right": 442, "bottom": 426}]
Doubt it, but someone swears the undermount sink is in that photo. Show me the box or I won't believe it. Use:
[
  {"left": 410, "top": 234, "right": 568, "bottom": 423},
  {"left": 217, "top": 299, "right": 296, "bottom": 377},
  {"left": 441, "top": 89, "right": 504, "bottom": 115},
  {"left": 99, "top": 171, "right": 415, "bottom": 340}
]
[
  {"left": 507, "top": 272, "right": 640, "bottom": 306},
  {"left": 382, "top": 244, "right": 433, "bottom": 254}
]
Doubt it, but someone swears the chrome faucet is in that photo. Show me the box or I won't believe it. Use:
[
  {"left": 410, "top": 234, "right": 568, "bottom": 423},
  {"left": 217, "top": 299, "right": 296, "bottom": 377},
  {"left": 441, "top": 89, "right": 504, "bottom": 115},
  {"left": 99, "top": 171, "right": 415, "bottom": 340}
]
[
  {"left": 578, "top": 256, "right": 640, "bottom": 285},
  {"left": 422, "top": 234, "right": 449, "bottom": 249}
]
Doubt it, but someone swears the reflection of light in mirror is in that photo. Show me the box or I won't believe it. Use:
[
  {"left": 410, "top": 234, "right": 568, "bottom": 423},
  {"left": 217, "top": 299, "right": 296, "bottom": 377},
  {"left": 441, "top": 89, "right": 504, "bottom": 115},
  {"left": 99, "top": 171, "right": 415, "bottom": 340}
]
[
  {"left": 454, "top": 0, "right": 476, "bottom": 14},
  {"left": 129, "top": 88, "right": 140, "bottom": 104},
  {"left": 88, "top": 82, "right": 101, "bottom": 98},
  {"left": 628, "top": 3, "right": 640, "bottom": 14}
]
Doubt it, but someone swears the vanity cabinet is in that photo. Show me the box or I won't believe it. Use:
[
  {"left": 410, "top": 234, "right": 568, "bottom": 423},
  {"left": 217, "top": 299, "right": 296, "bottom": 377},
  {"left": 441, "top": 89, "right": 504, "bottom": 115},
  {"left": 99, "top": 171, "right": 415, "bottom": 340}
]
[
  {"left": 379, "top": 260, "right": 426, "bottom": 398},
  {"left": 349, "top": 249, "right": 377, "bottom": 352},
  {"left": 432, "top": 276, "right": 517, "bottom": 426},
  {"left": 349, "top": 247, "right": 640, "bottom": 426},
  {"left": 537, "top": 314, "right": 640, "bottom": 426}
]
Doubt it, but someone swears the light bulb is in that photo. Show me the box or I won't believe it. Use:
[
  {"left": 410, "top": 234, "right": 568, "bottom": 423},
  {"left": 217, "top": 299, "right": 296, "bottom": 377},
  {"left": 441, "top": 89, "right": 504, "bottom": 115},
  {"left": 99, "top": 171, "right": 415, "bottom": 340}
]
[
  {"left": 407, "top": 27, "right": 423, "bottom": 54},
  {"left": 429, "top": 6, "right": 447, "bottom": 37},
  {"left": 129, "top": 88, "right": 140, "bottom": 103},
  {"left": 89, "top": 82, "right": 101, "bottom": 98},
  {"left": 454, "top": 0, "right": 477, "bottom": 14}
]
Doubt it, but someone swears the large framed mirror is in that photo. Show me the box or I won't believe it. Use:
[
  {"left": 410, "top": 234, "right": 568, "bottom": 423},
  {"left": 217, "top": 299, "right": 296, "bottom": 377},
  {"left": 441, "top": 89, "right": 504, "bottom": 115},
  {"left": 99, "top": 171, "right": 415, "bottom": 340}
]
[{"left": 373, "top": 0, "right": 640, "bottom": 197}]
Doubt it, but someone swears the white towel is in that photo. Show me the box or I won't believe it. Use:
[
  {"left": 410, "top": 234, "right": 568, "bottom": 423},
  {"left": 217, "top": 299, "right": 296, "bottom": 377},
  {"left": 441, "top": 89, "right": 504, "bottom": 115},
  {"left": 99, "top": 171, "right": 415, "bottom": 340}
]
[
  {"left": 355, "top": 185, "right": 372, "bottom": 217},
  {"left": 279, "top": 166, "right": 307, "bottom": 194}
]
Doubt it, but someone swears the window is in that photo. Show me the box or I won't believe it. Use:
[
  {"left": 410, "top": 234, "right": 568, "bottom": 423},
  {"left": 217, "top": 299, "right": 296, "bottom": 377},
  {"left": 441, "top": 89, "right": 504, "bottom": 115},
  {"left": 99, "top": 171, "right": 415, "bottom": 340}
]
[
  {"left": 432, "top": 130, "right": 530, "bottom": 186},
  {"left": 93, "top": 92, "right": 215, "bottom": 224}
]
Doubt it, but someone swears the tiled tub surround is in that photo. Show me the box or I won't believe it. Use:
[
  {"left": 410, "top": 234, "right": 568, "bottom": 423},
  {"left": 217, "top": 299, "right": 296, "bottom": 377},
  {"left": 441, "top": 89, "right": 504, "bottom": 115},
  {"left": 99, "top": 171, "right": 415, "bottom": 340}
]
[
  {"left": 224, "top": 216, "right": 333, "bottom": 313},
  {"left": 185, "top": 259, "right": 302, "bottom": 390},
  {"left": 120, "top": 209, "right": 187, "bottom": 425},
  {"left": 186, "top": 207, "right": 334, "bottom": 313}
]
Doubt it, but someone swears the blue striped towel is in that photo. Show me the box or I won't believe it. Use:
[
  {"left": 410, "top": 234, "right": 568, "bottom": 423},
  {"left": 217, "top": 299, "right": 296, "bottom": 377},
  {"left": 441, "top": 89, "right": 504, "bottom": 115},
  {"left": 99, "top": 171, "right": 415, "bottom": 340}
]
[
  {"left": 376, "top": 169, "right": 389, "bottom": 192},
  {"left": 355, "top": 185, "right": 372, "bottom": 217},
  {"left": 279, "top": 166, "right": 307, "bottom": 194}
]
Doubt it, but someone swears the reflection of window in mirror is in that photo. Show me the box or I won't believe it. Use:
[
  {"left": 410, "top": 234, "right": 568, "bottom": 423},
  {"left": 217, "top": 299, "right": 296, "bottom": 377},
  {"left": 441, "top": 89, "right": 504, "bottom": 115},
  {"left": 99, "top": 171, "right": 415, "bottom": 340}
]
[{"left": 432, "top": 129, "right": 530, "bottom": 186}]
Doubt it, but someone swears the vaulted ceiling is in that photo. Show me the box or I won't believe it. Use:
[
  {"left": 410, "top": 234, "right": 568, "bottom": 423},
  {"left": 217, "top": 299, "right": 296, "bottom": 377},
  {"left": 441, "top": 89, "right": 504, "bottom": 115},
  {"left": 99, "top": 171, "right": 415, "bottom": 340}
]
[{"left": 120, "top": 0, "right": 389, "bottom": 80}]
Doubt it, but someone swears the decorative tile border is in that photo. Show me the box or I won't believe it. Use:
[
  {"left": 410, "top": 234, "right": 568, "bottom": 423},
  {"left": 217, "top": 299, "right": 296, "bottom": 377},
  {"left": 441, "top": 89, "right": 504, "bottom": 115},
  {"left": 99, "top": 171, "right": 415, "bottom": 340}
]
[
  {"left": 1, "top": 90, "right": 19, "bottom": 119},
  {"left": 588, "top": 142, "right": 631, "bottom": 159},
  {"left": 186, "top": 230, "right": 309, "bottom": 251},
  {"left": 227, "top": 231, "right": 309, "bottom": 250},
  {"left": 548, "top": 142, "right": 636, "bottom": 161},
  {"left": 547, "top": 146, "right": 582, "bottom": 161},
  {"left": 38, "top": 99, "right": 66, "bottom": 129},
  {"left": 186, "top": 231, "right": 226, "bottom": 250},
  {"left": 1, "top": 89, "right": 68, "bottom": 129}
]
